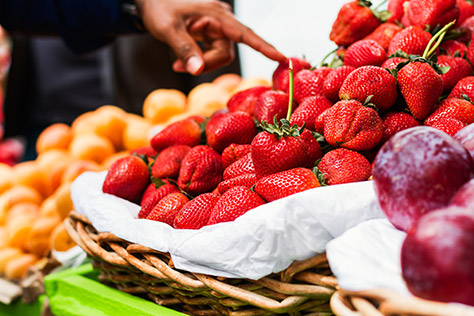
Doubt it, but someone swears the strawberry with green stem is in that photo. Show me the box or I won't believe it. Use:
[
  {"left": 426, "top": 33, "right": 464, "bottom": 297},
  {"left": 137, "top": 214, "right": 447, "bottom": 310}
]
[
  {"left": 396, "top": 22, "right": 455, "bottom": 120},
  {"left": 252, "top": 60, "right": 322, "bottom": 179}
]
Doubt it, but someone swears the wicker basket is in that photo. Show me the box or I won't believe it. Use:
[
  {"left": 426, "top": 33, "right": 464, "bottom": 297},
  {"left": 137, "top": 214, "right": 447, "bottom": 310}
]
[
  {"left": 65, "top": 211, "right": 338, "bottom": 316},
  {"left": 330, "top": 288, "right": 474, "bottom": 316}
]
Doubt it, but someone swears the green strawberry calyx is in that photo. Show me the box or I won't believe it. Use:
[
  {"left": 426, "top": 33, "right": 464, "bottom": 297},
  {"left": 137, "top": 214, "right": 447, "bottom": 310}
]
[
  {"left": 388, "top": 21, "right": 455, "bottom": 78},
  {"left": 358, "top": 0, "right": 392, "bottom": 22},
  {"left": 312, "top": 162, "right": 328, "bottom": 187},
  {"left": 259, "top": 59, "right": 305, "bottom": 139}
]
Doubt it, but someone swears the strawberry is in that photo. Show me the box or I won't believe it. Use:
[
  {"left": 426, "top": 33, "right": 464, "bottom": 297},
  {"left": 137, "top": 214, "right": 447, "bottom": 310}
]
[
  {"left": 150, "top": 116, "right": 205, "bottom": 152},
  {"left": 223, "top": 152, "right": 254, "bottom": 180},
  {"left": 456, "top": 0, "right": 474, "bottom": 26},
  {"left": 448, "top": 76, "right": 474, "bottom": 99},
  {"left": 344, "top": 39, "right": 387, "bottom": 68},
  {"left": 102, "top": 155, "right": 150, "bottom": 203},
  {"left": 317, "top": 148, "right": 372, "bottom": 185},
  {"left": 129, "top": 146, "right": 158, "bottom": 158},
  {"left": 217, "top": 173, "right": 257, "bottom": 195},
  {"left": 207, "top": 186, "right": 265, "bottom": 225},
  {"left": 151, "top": 145, "right": 191, "bottom": 179},
  {"left": 177, "top": 145, "right": 223, "bottom": 195},
  {"left": 467, "top": 33, "right": 474, "bottom": 66},
  {"left": 272, "top": 57, "right": 311, "bottom": 93},
  {"left": 381, "top": 57, "right": 408, "bottom": 70},
  {"left": 146, "top": 192, "right": 189, "bottom": 226},
  {"left": 205, "top": 111, "right": 257, "bottom": 153},
  {"left": 138, "top": 181, "right": 180, "bottom": 219},
  {"left": 398, "top": 61, "right": 444, "bottom": 120},
  {"left": 405, "top": 0, "right": 460, "bottom": 29},
  {"left": 173, "top": 193, "right": 220, "bottom": 229},
  {"left": 387, "top": 0, "right": 410, "bottom": 24},
  {"left": 339, "top": 66, "right": 398, "bottom": 112},
  {"left": 429, "top": 117, "right": 466, "bottom": 135},
  {"left": 437, "top": 55, "right": 473, "bottom": 92},
  {"left": 381, "top": 111, "right": 421, "bottom": 143},
  {"left": 314, "top": 107, "right": 331, "bottom": 134},
  {"left": 364, "top": 23, "right": 403, "bottom": 50},
  {"left": 458, "top": 15, "right": 474, "bottom": 42},
  {"left": 255, "top": 90, "right": 293, "bottom": 124},
  {"left": 323, "top": 99, "right": 384, "bottom": 151},
  {"left": 323, "top": 66, "right": 356, "bottom": 102},
  {"left": 252, "top": 126, "right": 322, "bottom": 179},
  {"left": 440, "top": 40, "right": 468, "bottom": 57},
  {"left": 289, "top": 95, "right": 333, "bottom": 132},
  {"left": 227, "top": 86, "right": 271, "bottom": 118},
  {"left": 254, "top": 168, "right": 320, "bottom": 202},
  {"left": 329, "top": 0, "right": 388, "bottom": 47},
  {"left": 387, "top": 26, "right": 433, "bottom": 56},
  {"left": 424, "top": 97, "right": 474, "bottom": 126},
  {"left": 293, "top": 67, "right": 334, "bottom": 104},
  {"left": 221, "top": 143, "right": 252, "bottom": 169}
]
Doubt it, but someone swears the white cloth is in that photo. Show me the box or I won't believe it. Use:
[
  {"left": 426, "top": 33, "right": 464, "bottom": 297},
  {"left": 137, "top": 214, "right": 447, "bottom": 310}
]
[{"left": 71, "top": 171, "right": 384, "bottom": 279}]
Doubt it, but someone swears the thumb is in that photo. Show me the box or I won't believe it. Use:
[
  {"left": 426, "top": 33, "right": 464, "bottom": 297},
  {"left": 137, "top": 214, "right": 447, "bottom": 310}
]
[{"left": 166, "top": 28, "right": 205, "bottom": 75}]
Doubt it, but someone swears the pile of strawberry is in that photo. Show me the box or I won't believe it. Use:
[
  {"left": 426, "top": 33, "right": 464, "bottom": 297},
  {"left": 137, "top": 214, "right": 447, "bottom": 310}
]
[{"left": 101, "top": 0, "right": 474, "bottom": 230}]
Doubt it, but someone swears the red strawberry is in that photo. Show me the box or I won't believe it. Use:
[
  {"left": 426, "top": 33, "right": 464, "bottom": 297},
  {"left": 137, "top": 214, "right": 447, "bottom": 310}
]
[
  {"left": 317, "top": 148, "right": 372, "bottom": 185},
  {"left": 424, "top": 97, "right": 474, "bottom": 126},
  {"left": 381, "top": 57, "right": 408, "bottom": 70},
  {"left": 381, "top": 111, "right": 421, "bottom": 143},
  {"left": 207, "top": 186, "right": 265, "bottom": 225},
  {"left": 329, "top": 0, "right": 385, "bottom": 47},
  {"left": 387, "top": 0, "right": 410, "bottom": 24},
  {"left": 272, "top": 57, "right": 311, "bottom": 93},
  {"left": 129, "top": 146, "right": 158, "bottom": 158},
  {"left": 437, "top": 55, "right": 473, "bottom": 92},
  {"left": 221, "top": 143, "right": 252, "bottom": 169},
  {"left": 227, "top": 86, "right": 271, "bottom": 118},
  {"left": 429, "top": 117, "right": 466, "bottom": 135},
  {"left": 102, "top": 155, "right": 150, "bottom": 203},
  {"left": 339, "top": 66, "right": 398, "bottom": 112},
  {"left": 387, "top": 26, "right": 433, "bottom": 56},
  {"left": 448, "top": 76, "right": 474, "bottom": 99},
  {"left": 364, "top": 23, "right": 403, "bottom": 50},
  {"left": 150, "top": 116, "right": 204, "bottom": 152},
  {"left": 293, "top": 67, "right": 334, "bottom": 104},
  {"left": 459, "top": 15, "right": 474, "bottom": 43},
  {"left": 322, "top": 66, "right": 355, "bottom": 102},
  {"left": 252, "top": 127, "right": 322, "bottom": 179},
  {"left": 223, "top": 152, "right": 254, "bottom": 180},
  {"left": 151, "top": 145, "right": 191, "bottom": 179},
  {"left": 173, "top": 193, "right": 220, "bottom": 229},
  {"left": 205, "top": 111, "right": 257, "bottom": 153},
  {"left": 314, "top": 107, "right": 332, "bottom": 134},
  {"left": 456, "top": 0, "right": 474, "bottom": 26},
  {"left": 289, "top": 95, "right": 333, "bottom": 131},
  {"left": 255, "top": 90, "right": 293, "bottom": 124},
  {"left": 254, "top": 168, "right": 320, "bottom": 202},
  {"left": 217, "top": 173, "right": 257, "bottom": 195},
  {"left": 440, "top": 40, "right": 468, "bottom": 57},
  {"left": 344, "top": 39, "right": 387, "bottom": 68},
  {"left": 406, "top": 0, "right": 460, "bottom": 29},
  {"left": 177, "top": 145, "right": 223, "bottom": 195},
  {"left": 323, "top": 99, "right": 384, "bottom": 151},
  {"left": 466, "top": 33, "right": 474, "bottom": 66},
  {"left": 146, "top": 192, "right": 189, "bottom": 226},
  {"left": 138, "top": 181, "right": 180, "bottom": 219},
  {"left": 398, "top": 62, "right": 444, "bottom": 120}
]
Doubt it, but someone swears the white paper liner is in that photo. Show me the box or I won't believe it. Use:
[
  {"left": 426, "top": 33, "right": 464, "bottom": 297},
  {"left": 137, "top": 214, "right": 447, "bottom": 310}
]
[
  {"left": 71, "top": 171, "right": 385, "bottom": 279},
  {"left": 326, "top": 219, "right": 409, "bottom": 295}
]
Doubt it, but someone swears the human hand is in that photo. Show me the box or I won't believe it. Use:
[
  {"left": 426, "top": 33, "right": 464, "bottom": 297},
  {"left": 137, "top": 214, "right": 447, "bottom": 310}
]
[{"left": 135, "top": 0, "right": 286, "bottom": 75}]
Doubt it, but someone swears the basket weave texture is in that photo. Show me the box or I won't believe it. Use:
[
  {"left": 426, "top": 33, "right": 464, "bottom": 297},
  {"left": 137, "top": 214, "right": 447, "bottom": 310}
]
[
  {"left": 65, "top": 211, "right": 338, "bottom": 316},
  {"left": 330, "top": 288, "right": 474, "bottom": 316}
]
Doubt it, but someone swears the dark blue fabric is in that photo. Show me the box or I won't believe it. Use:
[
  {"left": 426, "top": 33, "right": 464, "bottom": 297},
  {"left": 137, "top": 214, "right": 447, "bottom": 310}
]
[{"left": 0, "top": 0, "right": 141, "bottom": 54}]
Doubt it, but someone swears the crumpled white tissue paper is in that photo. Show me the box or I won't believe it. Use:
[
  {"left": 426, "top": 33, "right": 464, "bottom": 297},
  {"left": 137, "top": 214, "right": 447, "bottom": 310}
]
[{"left": 71, "top": 171, "right": 385, "bottom": 279}]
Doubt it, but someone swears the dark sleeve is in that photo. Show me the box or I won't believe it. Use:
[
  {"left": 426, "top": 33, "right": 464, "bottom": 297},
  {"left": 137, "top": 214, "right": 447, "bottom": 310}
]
[{"left": 0, "top": 0, "right": 142, "bottom": 54}]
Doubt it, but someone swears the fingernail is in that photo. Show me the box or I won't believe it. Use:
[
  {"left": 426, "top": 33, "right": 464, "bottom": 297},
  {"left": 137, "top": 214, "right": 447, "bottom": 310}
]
[{"left": 186, "top": 56, "right": 203, "bottom": 75}]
